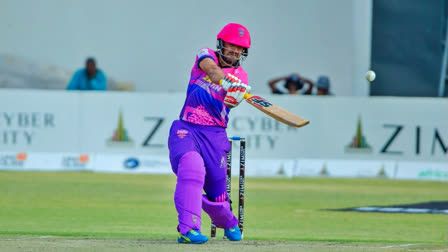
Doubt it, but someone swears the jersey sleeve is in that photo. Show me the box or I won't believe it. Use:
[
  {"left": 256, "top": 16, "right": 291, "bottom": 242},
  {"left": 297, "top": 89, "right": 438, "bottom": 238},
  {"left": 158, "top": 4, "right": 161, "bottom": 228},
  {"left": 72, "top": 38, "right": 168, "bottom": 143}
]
[{"left": 195, "top": 48, "right": 218, "bottom": 69}]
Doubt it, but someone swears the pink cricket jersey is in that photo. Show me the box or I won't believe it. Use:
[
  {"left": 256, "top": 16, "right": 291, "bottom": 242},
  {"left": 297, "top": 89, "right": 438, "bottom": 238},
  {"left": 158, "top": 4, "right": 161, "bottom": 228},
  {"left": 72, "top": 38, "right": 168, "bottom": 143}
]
[{"left": 179, "top": 48, "right": 248, "bottom": 128}]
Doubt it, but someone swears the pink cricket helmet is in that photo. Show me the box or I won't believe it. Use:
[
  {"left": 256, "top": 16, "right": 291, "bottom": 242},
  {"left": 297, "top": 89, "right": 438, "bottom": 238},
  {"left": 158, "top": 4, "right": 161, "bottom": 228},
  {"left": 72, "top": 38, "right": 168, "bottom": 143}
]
[{"left": 217, "top": 23, "right": 251, "bottom": 49}]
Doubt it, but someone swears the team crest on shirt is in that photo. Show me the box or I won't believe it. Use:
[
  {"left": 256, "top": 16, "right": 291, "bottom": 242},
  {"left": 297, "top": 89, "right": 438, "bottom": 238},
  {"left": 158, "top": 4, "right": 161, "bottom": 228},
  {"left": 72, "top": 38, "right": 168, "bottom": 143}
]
[
  {"left": 197, "top": 48, "right": 209, "bottom": 58},
  {"left": 177, "top": 129, "right": 189, "bottom": 139}
]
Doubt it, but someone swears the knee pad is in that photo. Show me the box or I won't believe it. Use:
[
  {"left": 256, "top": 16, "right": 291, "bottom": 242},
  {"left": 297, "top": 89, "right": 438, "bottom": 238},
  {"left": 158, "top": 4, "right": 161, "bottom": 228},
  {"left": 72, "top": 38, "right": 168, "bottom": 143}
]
[{"left": 174, "top": 151, "right": 206, "bottom": 234}]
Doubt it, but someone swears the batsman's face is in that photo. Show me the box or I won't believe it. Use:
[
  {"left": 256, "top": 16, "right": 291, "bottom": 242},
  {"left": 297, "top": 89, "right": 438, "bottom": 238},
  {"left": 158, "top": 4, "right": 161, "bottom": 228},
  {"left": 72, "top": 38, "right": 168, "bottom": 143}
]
[{"left": 221, "top": 42, "right": 244, "bottom": 65}]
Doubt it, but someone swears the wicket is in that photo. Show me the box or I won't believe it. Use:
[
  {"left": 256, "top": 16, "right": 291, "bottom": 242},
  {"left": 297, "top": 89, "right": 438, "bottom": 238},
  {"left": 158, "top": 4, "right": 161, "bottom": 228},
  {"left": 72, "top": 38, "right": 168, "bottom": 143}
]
[{"left": 210, "top": 136, "right": 246, "bottom": 239}]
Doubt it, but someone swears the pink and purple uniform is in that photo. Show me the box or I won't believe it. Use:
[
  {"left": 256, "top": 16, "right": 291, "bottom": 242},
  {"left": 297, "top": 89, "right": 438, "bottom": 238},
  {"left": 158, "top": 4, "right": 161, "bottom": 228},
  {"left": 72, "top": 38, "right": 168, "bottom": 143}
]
[
  {"left": 168, "top": 48, "right": 247, "bottom": 235},
  {"left": 180, "top": 47, "right": 248, "bottom": 127}
]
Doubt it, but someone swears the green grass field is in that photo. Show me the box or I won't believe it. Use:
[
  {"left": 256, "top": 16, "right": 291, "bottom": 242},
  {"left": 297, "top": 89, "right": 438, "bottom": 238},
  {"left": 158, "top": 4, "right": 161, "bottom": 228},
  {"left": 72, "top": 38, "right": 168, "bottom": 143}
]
[{"left": 0, "top": 171, "right": 446, "bottom": 251}]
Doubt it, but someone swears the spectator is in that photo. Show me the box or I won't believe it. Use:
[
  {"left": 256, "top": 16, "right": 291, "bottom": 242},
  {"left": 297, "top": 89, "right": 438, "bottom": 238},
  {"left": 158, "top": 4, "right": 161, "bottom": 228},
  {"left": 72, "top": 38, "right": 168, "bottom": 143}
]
[
  {"left": 67, "top": 57, "right": 106, "bottom": 90},
  {"left": 268, "top": 74, "right": 313, "bottom": 95},
  {"left": 315, "top": 75, "right": 332, "bottom": 95}
]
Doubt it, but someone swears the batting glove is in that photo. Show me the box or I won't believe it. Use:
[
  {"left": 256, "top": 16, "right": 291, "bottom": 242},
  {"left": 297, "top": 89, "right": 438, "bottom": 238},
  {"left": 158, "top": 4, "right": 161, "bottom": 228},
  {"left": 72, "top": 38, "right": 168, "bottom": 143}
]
[
  {"left": 221, "top": 73, "right": 240, "bottom": 91},
  {"left": 221, "top": 74, "right": 251, "bottom": 108}
]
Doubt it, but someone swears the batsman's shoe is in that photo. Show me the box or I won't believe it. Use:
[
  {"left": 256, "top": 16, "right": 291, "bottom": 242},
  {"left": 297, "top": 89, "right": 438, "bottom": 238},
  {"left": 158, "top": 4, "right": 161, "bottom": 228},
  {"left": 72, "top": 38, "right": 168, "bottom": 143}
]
[
  {"left": 224, "top": 226, "right": 242, "bottom": 241},
  {"left": 177, "top": 229, "right": 209, "bottom": 244}
]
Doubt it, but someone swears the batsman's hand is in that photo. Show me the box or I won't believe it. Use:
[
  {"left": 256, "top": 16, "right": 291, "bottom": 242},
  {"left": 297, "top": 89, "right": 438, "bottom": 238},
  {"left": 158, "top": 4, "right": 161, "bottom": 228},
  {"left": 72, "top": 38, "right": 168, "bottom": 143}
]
[{"left": 221, "top": 73, "right": 251, "bottom": 108}]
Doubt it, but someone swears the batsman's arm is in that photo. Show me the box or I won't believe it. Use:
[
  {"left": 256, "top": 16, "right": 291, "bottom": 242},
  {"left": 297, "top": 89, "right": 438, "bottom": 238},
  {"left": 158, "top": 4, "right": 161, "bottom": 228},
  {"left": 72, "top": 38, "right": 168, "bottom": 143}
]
[{"left": 198, "top": 58, "right": 225, "bottom": 84}]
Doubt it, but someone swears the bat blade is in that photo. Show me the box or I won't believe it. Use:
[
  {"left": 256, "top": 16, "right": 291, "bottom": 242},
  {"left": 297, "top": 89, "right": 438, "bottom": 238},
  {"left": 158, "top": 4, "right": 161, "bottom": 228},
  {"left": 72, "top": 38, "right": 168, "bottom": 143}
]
[{"left": 244, "top": 93, "right": 309, "bottom": 128}]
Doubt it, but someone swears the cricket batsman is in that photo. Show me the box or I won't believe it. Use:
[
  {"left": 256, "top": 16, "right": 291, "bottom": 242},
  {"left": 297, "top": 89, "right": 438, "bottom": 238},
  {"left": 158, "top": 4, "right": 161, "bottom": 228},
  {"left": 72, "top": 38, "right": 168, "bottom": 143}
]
[{"left": 168, "top": 23, "right": 251, "bottom": 244}]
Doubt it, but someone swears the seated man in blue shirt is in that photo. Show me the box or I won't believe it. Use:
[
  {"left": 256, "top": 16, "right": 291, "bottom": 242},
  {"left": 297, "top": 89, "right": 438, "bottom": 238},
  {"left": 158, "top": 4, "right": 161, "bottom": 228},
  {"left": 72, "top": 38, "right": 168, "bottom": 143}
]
[{"left": 67, "top": 57, "right": 106, "bottom": 90}]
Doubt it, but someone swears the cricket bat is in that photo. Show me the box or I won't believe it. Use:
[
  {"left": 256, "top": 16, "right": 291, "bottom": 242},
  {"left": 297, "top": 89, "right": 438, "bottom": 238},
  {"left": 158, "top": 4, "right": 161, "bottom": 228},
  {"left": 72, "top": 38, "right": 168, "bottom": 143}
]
[
  {"left": 219, "top": 79, "right": 309, "bottom": 127},
  {"left": 242, "top": 93, "right": 310, "bottom": 128}
]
